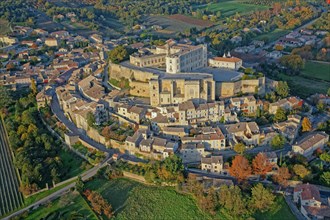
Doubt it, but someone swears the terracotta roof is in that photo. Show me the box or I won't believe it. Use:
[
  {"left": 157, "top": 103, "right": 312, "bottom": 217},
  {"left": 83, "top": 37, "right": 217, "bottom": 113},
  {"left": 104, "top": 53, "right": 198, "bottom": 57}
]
[
  {"left": 294, "top": 184, "right": 321, "bottom": 202},
  {"left": 294, "top": 132, "right": 328, "bottom": 151},
  {"left": 212, "top": 56, "right": 242, "bottom": 62}
]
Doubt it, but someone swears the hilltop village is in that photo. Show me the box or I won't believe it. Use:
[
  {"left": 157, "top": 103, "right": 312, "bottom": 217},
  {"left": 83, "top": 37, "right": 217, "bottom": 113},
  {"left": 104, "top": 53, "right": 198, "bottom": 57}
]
[{"left": 0, "top": 1, "right": 330, "bottom": 219}]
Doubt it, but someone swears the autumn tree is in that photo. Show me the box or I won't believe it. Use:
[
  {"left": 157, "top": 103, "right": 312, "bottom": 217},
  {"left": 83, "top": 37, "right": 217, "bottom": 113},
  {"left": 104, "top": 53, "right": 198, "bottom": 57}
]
[
  {"left": 234, "top": 143, "right": 245, "bottom": 154},
  {"left": 252, "top": 153, "right": 272, "bottom": 177},
  {"left": 280, "top": 54, "right": 305, "bottom": 73},
  {"left": 250, "top": 183, "right": 275, "bottom": 213},
  {"left": 229, "top": 155, "right": 252, "bottom": 182},
  {"left": 293, "top": 164, "right": 310, "bottom": 179},
  {"left": 302, "top": 117, "right": 312, "bottom": 132},
  {"left": 272, "top": 167, "right": 291, "bottom": 186},
  {"left": 30, "top": 78, "right": 38, "bottom": 95}
]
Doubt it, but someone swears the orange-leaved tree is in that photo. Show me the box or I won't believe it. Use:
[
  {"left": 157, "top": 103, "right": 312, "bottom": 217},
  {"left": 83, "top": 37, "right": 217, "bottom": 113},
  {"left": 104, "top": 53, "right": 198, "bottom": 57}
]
[
  {"left": 252, "top": 153, "right": 272, "bottom": 177},
  {"left": 229, "top": 155, "right": 252, "bottom": 182}
]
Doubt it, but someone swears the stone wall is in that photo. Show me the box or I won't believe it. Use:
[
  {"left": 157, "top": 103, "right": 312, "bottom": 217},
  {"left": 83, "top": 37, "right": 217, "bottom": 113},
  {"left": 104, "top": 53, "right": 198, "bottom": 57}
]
[
  {"left": 109, "top": 63, "right": 157, "bottom": 82},
  {"left": 129, "top": 81, "right": 150, "bottom": 97}
]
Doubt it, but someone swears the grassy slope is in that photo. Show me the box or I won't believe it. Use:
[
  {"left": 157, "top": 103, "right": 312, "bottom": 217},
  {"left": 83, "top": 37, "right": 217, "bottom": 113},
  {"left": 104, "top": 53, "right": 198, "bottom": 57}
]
[
  {"left": 85, "top": 178, "right": 210, "bottom": 220},
  {"left": 25, "top": 191, "right": 98, "bottom": 220},
  {"left": 197, "top": 0, "right": 268, "bottom": 17},
  {"left": 302, "top": 61, "right": 330, "bottom": 82}
]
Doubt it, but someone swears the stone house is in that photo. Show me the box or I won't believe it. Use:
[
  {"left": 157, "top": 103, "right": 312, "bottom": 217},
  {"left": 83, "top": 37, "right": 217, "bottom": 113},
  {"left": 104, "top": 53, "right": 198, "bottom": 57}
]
[
  {"left": 292, "top": 132, "right": 329, "bottom": 158},
  {"left": 201, "top": 155, "right": 224, "bottom": 174}
]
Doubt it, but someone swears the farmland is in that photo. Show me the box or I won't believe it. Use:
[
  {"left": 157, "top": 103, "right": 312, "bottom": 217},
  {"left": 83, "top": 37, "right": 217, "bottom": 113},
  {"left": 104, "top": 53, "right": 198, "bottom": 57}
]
[
  {"left": 301, "top": 61, "right": 330, "bottom": 82},
  {"left": 144, "top": 15, "right": 211, "bottom": 36},
  {"left": 0, "top": 118, "right": 24, "bottom": 217},
  {"left": 277, "top": 73, "right": 330, "bottom": 98},
  {"left": 196, "top": 0, "right": 269, "bottom": 17}
]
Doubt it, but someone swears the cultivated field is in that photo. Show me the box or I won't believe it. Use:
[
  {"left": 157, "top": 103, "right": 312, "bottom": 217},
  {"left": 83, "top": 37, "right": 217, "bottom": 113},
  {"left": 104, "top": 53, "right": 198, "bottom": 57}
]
[
  {"left": 144, "top": 15, "right": 212, "bottom": 36},
  {"left": 197, "top": 0, "right": 269, "bottom": 17},
  {"left": 302, "top": 61, "right": 330, "bottom": 82},
  {"left": 25, "top": 191, "right": 97, "bottom": 220},
  {"left": 0, "top": 119, "right": 24, "bottom": 217}
]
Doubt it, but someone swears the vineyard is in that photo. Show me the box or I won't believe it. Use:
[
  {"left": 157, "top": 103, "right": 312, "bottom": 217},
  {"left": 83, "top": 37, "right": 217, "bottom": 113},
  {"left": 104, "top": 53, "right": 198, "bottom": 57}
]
[{"left": 0, "top": 118, "right": 24, "bottom": 217}]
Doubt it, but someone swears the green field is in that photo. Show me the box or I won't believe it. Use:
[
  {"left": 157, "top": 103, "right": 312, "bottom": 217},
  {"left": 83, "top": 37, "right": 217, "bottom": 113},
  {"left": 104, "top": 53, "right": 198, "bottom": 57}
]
[
  {"left": 197, "top": 0, "right": 269, "bottom": 17},
  {"left": 278, "top": 73, "right": 330, "bottom": 98},
  {"left": 25, "top": 191, "right": 97, "bottom": 220},
  {"left": 302, "top": 61, "right": 330, "bottom": 82},
  {"left": 85, "top": 178, "right": 210, "bottom": 220},
  {"left": 255, "top": 28, "right": 290, "bottom": 42}
]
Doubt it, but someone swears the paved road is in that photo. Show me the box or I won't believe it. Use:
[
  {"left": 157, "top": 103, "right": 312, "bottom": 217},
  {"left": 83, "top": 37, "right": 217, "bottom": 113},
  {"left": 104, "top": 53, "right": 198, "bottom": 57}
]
[
  {"left": 50, "top": 93, "right": 113, "bottom": 153},
  {"left": 3, "top": 160, "right": 109, "bottom": 220}
]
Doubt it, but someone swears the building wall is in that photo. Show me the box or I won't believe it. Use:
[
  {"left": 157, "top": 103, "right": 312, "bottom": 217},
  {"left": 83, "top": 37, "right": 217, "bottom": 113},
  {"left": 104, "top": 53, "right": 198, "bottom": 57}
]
[
  {"left": 109, "top": 63, "right": 156, "bottom": 82},
  {"left": 166, "top": 45, "right": 207, "bottom": 74}
]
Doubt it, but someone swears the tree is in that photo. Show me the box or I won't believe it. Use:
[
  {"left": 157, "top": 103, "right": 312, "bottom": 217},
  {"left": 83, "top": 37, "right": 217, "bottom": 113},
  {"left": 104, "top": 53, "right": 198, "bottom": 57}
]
[
  {"left": 86, "top": 112, "right": 95, "bottom": 127},
  {"left": 229, "top": 155, "right": 252, "bottom": 182},
  {"left": 271, "top": 134, "right": 286, "bottom": 149},
  {"left": 250, "top": 183, "right": 275, "bottom": 213},
  {"left": 108, "top": 46, "right": 129, "bottom": 64},
  {"left": 218, "top": 185, "right": 248, "bottom": 217},
  {"left": 75, "top": 176, "right": 85, "bottom": 193},
  {"left": 272, "top": 167, "right": 291, "bottom": 186},
  {"left": 320, "top": 153, "right": 330, "bottom": 163},
  {"left": 321, "top": 172, "right": 330, "bottom": 186},
  {"left": 280, "top": 54, "right": 305, "bottom": 73},
  {"left": 293, "top": 164, "right": 310, "bottom": 179},
  {"left": 301, "top": 117, "right": 312, "bottom": 132},
  {"left": 275, "top": 81, "right": 289, "bottom": 98},
  {"left": 234, "top": 143, "right": 245, "bottom": 154},
  {"left": 327, "top": 88, "right": 330, "bottom": 96},
  {"left": 252, "top": 153, "right": 272, "bottom": 177},
  {"left": 274, "top": 107, "right": 287, "bottom": 122}
]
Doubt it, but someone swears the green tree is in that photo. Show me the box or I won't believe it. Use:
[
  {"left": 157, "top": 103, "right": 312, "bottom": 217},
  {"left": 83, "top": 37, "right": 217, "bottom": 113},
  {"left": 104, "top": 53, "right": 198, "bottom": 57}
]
[
  {"left": 321, "top": 172, "right": 330, "bottom": 186},
  {"left": 86, "top": 112, "right": 95, "bottom": 127},
  {"left": 108, "top": 46, "right": 129, "bottom": 64},
  {"left": 320, "top": 153, "right": 330, "bottom": 163},
  {"left": 275, "top": 81, "right": 289, "bottom": 98},
  {"left": 75, "top": 176, "right": 85, "bottom": 193},
  {"left": 274, "top": 107, "right": 287, "bottom": 122},
  {"left": 271, "top": 134, "right": 286, "bottom": 149},
  {"left": 250, "top": 183, "right": 275, "bottom": 213},
  {"left": 234, "top": 143, "right": 245, "bottom": 154},
  {"left": 218, "top": 185, "right": 248, "bottom": 217}
]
